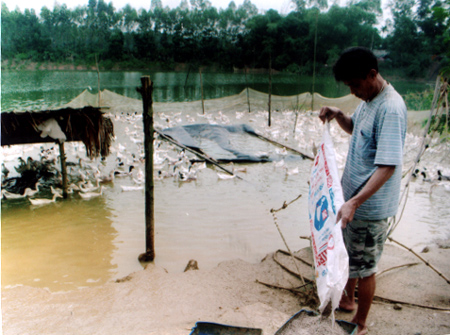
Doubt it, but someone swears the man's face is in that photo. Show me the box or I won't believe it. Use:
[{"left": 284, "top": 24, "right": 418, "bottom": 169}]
[{"left": 343, "top": 70, "right": 378, "bottom": 102}]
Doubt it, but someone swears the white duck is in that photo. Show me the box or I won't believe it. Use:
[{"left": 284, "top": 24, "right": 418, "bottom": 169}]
[
  {"left": 217, "top": 172, "right": 236, "bottom": 180},
  {"left": 114, "top": 165, "right": 135, "bottom": 178},
  {"left": 120, "top": 185, "right": 144, "bottom": 192},
  {"left": 78, "top": 179, "right": 100, "bottom": 193},
  {"left": 2, "top": 184, "right": 40, "bottom": 199},
  {"left": 50, "top": 185, "right": 63, "bottom": 196},
  {"left": 79, "top": 186, "right": 103, "bottom": 200},
  {"left": 29, "top": 193, "right": 62, "bottom": 206}
]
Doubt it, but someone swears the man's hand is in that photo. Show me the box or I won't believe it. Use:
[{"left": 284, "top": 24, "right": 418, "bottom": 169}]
[
  {"left": 319, "top": 106, "right": 353, "bottom": 135},
  {"left": 337, "top": 199, "right": 358, "bottom": 229},
  {"left": 319, "top": 106, "right": 343, "bottom": 123},
  {"left": 338, "top": 166, "right": 396, "bottom": 229}
]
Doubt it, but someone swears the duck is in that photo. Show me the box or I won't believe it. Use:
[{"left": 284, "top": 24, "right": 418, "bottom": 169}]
[
  {"left": 178, "top": 169, "right": 198, "bottom": 182},
  {"left": 25, "top": 181, "right": 42, "bottom": 197},
  {"left": 285, "top": 166, "right": 300, "bottom": 176},
  {"left": 29, "top": 193, "right": 62, "bottom": 206},
  {"left": 68, "top": 183, "right": 81, "bottom": 192},
  {"left": 50, "top": 185, "right": 63, "bottom": 196},
  {"left": 78, "top": 186, "right": 103, "bottom": 200},
  {"left": 437, "top": 170, "right": 450, "bottom": 181},
  {"left": 120, "top": 185, "right": 144, "bottom": 192},
  {"left": 421, "top": 171, "right": 433, "bottom": 183},
  {"left": 2, "top": 184, "right": 40, "bottom": 199},
  {"left": 78, "top": 179, "right": 100, "bottom": 193},
  {"left": 114, "top": 165, "right": 135, "bottom": 177},
  {"left": 2, "top": 163, "right": 10, "bottom": 178},
  {"left": 2, "top": 189, "right": 29, "bottom": 199},
  {"left": 95, "top": 170, "right": 115, "bottom": 184},
  {"left": 274, "top": 159, "right": 286, "bottom": 169},
  {"left": 217, "top": 172, "right": 236, "bottom": 180}
]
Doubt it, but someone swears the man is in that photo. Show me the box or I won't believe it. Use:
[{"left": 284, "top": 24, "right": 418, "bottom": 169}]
[{"left": 319, "top": 47, "right": 407, "bottom": 335}]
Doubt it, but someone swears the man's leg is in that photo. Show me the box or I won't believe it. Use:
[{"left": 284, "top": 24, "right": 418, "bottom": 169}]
[
  {"left": 351, "top": 273, "right": 376, "bottom": 335},
  {"left": 339, "top": 277, "right": 358, "bottom": 311}
]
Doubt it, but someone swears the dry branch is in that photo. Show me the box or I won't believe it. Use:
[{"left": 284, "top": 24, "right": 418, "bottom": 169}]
[{"left": 388, "top": 237, "right": 450, "bottom": 285}]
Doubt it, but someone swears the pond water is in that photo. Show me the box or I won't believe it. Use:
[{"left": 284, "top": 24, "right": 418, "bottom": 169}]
[
  {"left": 1, "top": 71, "right": 447, "bottom": 292},
  {"left": 1, "top": 70, "right": 433, "bottom": 112}
]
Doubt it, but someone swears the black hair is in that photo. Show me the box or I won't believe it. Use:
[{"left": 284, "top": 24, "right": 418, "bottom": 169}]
[{"left": 332, "top": 47, "right": 378, "bottom": 82}]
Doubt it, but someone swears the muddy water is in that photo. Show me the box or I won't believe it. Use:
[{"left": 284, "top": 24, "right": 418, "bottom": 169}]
[{"left": 2, "top": 107, "right": 449, "bottom": 292}]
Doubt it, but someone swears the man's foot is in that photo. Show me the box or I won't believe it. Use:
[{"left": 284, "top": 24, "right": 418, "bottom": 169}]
[
  {"left": 351, "top": 319, "right": 368, "bottom": 335},
  {"left": 338, "top": 297, "right": 356, "bottom": 312},
  {"left": 356, "top": 325, "right": 368, "bottom": 335},
  {"left": 337, "top": 304, "right": 356, "bottom": 312}
]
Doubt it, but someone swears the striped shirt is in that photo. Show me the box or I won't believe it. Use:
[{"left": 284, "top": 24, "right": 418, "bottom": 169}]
[{"left": 341, "top": 84, "right": 407, "bottom": 220}]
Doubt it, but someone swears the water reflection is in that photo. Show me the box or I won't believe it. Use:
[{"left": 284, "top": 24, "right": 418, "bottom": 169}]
[
  {"left": 1, "top": 196, "right": 117, "bottom": 291},
  {"left": 1, "top": 70, "right": 432, "bottom": 112}
]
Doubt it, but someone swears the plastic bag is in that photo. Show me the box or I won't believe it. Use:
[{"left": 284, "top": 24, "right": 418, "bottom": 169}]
[{"left": 308, "top": 122, "right": 349, "bottom": 318}]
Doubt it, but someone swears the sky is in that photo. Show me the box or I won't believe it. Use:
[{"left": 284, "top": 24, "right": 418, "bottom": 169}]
[
  {"left": 3, "top": 0, "right": 295, "bottom": 14},
  {"left": 2, "top": 0, "right": 392, "bottom": 29},
  {"left": 3, "top": 0, "right": 391, "bottom": 17}
]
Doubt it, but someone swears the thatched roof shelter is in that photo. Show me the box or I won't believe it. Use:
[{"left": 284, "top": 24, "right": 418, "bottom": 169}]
[{"left": 1, "top": 107, "right": 114, "bottom": 158}]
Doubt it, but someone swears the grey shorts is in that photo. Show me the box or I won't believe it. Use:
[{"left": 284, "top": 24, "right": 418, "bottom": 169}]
[{"left": 343, "top": 218, "right": 389, "bottom": 278}]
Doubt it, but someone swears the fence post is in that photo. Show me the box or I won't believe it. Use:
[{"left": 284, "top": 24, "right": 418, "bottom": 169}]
[
  {"left": 199, "top": 68, "right": 205, "bottom": 115},
  {"left": 58, "top": 141, "right": 68, "bottom": 198},
  {"left": 137, "top": 75, "right": 155, "bottom": 262},
  {"left": 268, "top": 54, "right": 272, "bottom": 127}
]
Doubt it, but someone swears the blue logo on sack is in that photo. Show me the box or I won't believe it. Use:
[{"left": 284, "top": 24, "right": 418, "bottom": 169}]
[
  {"left": 314, "top": 195, "right": 329, "bottom": 231},
  {"left": 329, "top": 188, "right": 336, "bottom": 214}
]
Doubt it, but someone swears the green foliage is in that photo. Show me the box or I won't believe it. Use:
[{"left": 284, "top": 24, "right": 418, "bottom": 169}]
[
  {"left": 402, "top": 89, "right": 434, "bottom": 110},
  {"left": 0, "top": 0, "right": 447, "bottom": 77},
  {"left": 423, "top": 114, "right": 450, "bottom": 138}
]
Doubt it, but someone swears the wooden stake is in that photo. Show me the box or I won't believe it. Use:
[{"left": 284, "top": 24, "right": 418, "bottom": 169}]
[
  {"left": 268, "top": 55, "right": 272, "bottom": 127},
  {"left": 58, "top": 141, "right": 68, "bottom": 199},
  {"left": 199, "top": 68, "right": 205, "bottom": 115},
  {"left": 137, "top": 76, "right": 155, "bottom": 263},
  {"left": 95, "top": 54, "right": 101, "bottom": 107},
  {"left": 184, "top": 65, "right": 191, "bottom": 89},
  {"left": 311, "top": 10, "right": 319, "bottom": 111},
  {"left": 245, "top": 68, "right": 251, "bottom": 113}
]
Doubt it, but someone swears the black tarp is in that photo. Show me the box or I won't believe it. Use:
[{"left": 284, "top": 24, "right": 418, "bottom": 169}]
[{"left": 161, "top": 124, "right": 303, "bottom": 163}]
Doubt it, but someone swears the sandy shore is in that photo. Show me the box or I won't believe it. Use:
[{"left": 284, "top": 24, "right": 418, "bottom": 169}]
[{"left": 2, "top": 241, "right": 450, "bottom": 335}]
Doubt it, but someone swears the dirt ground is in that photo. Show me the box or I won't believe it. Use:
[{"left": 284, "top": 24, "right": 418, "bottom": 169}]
[{"left": 2, "top": 241, "right": 450, "bottom": 335}]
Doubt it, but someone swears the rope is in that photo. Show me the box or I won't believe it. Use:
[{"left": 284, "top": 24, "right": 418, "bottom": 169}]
[
  {"left": 270, "top": 194, "right": 305, "bottom": 285},
  {"left": 388, "top": 75, "right": 448, "bottom": 236}
]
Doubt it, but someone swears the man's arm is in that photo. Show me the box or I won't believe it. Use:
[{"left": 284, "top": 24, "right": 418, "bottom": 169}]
[
  {"left": 338, "top": 165, "right": 396, "bottom": 228},
  {"left": 319, "top": 106, "right": 353, "bottom": 135}
]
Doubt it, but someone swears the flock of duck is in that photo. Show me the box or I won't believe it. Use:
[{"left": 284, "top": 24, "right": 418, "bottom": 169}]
[{"left": 2, "top": 107, "right": 450, "bottom": 206}]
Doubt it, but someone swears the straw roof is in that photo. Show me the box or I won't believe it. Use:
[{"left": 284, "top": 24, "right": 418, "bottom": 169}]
[{"left": 1, "top": 107, "right": 114, "bottom": 158}]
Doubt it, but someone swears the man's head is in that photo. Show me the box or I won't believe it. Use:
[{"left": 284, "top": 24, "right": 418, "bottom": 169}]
[
  {"left": 333, "top": 47, "right": 383, "bottom": 102},
  {"left": 333, "top": 46, "right": 378, "bottom": 82}
]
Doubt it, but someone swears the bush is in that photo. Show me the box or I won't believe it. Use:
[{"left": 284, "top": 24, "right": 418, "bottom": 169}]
[
  {"left": 403, "top": 89, "right": 434, "bottom": 111},
  {"left": 423, "top": 114, "right": 449, "bottom": 140}
]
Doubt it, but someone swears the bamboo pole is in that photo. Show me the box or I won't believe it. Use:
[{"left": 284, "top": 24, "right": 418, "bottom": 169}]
[
  {"left": 311, "top": 10, "right": 319, "bottom": 111},
  {"left": 252, "top": 131, "right": 314, "bottom": 160},
  {"left": 154, "top": 128, "right": 242, "bottom": 179},
  {"left": 95, "top": 54, "right": 101, "bottom": 107},
  {"left": 245, "top": 67, "right": 251, "bottom": 113},
  {"left": 199, "top": 68, "right": 205, "bottom": 115},
  {"left": 137, "top": 76, "right": 155, "bottom": 262},
  {"left": 268, "top": 54, "right": 272, "bottom": 127},
  {"left": 184, "top": 65, "right": 191, "bottom": 89},
  {"left": 58, "top": 141, "right": 68, "bottom": 199}
]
